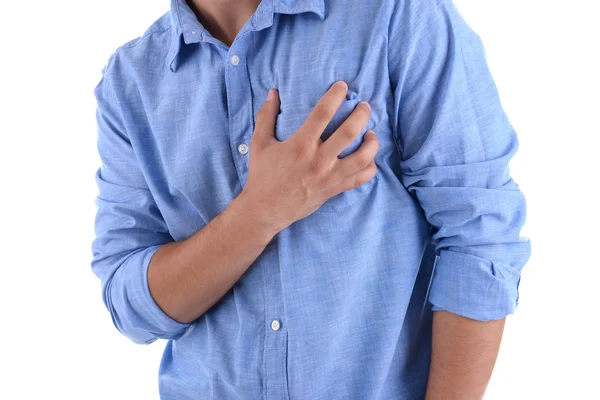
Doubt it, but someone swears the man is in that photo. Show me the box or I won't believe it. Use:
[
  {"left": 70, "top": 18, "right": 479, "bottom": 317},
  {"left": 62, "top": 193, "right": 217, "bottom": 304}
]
[{"left": 91, "top": 0, "right": 531, "bottom": 398}]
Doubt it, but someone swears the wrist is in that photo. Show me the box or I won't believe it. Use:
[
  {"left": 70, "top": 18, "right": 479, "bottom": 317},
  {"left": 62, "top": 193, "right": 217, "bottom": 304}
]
[{"left": 227, "top": 190, "right": 283, "bottom": 244}]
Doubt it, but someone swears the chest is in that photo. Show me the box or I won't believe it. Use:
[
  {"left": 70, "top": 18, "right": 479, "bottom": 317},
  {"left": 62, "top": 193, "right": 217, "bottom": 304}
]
[{"left": 131, "top": 14, "right": 398, "bottom": 239}]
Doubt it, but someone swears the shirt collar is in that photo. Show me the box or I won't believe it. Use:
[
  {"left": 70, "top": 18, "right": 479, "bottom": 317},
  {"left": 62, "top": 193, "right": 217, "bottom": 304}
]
[
  {"left": 166, "top": 0, "right": 326, "bottom": 72},
  {"left": 273, "top": 0, "right": 325, "bottom": 20}
]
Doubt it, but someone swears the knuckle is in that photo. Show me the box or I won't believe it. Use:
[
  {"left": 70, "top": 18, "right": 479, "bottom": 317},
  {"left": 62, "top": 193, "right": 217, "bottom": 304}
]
[
  {"left": 310, "top": 152, "right": 330, "bottom": 177},
  {"left": 366, "top": 163, "right": 378, "bottom": 179},
  {"left": 291, "top": 140, "right": 308, "bottom": 158},
  {"left": 358, "top": 102, "right": 371, "bottom": 116},
  {"left": 308, "top": 156, "right": 321, "bottom": 174},
  {"left": 256, "top": 108, "right": 268, "bottom": 121},
  {"left": 354, "top": 176, "right": 368, "bottom": 188},
  {"left": 354, "top": 154, "right": 369, "bottom": 170},
  {"left": 314, "top": 104, "right": 333, "bottom": 120},
  {"left": 355, "top": 165, "right": 376, "bottom": 187},
  {"left": 341, "top": 128, "right": 356, "bottom": 141}
]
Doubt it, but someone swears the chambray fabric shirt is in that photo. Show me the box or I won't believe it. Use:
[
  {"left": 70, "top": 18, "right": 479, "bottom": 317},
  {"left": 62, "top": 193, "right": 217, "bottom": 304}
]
[{"left": 91, "top": 0, "right": 531, "bottom": 398}]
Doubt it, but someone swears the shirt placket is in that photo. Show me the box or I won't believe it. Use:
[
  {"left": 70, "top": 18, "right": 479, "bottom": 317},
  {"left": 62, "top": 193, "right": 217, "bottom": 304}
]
[
  {"left": 259, "top": 238, "right": 289, "bottom": 400},
  {"left": 225, "top": 41, "right": 251, "bottom": 188},
  {"left": 224, "top": 26, "right": 289, "bottom": 400}
]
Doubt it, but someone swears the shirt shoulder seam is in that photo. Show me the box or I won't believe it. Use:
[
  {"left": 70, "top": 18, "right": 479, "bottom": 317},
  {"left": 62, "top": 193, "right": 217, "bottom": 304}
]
[
  {"left": 120, "top": 25, "right": 173, "bottom": 51},
  {"left": 102, "top": 24, "right": 173, "bottom": 76}
]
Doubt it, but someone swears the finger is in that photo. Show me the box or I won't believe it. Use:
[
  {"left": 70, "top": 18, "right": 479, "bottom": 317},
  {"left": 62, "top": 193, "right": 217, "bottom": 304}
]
[
  {"left": 319, "top": 101, "right": 371, "bottom": 158},
  {"left": 332, "top": 130, "right": 379, "bottom": 178},
  {"left": 327, "top": 160, "right": 378, "bottom": 197},
  {"left": 252, "top": 89, "right": 280, "bottom": 152},
  {"left": 295, "top": 81, "right": 348, "bottom": 143}
]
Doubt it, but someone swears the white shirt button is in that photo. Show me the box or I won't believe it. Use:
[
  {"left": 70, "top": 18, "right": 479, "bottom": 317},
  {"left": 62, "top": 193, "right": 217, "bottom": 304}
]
[
  {"left": 237, "top": 143, "right": 249, "bottom": 154},
  {"left": 271, "top": 319, "right": 281, "bottom": 331},
  {"left": 230, "top": 55, "right": 240, "bottom": 66}
]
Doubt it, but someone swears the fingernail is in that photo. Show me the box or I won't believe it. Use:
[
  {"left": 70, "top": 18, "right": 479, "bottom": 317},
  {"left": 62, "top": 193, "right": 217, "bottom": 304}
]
[
  {"left": 360, "top": 101, "right": 371, "bottom": 110},
  {"left": 267, "top": 89, "right": 275, "bottom": 101},
  {"left": 334, "top": 81, "right": 348, "bottom": 90}
]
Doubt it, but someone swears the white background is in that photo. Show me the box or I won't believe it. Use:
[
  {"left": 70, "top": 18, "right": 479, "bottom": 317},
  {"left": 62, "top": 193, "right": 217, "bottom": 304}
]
[{"left": 1, "top": 1, "right": 598, "bottom": 399}]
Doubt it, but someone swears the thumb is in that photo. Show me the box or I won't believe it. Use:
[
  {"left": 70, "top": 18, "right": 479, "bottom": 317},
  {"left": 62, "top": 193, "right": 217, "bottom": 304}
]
[{"left": 252, "top": 89, "right": 280, "bottom": 152}]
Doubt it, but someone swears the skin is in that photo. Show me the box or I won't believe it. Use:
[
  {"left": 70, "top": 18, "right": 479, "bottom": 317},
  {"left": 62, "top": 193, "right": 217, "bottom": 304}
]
[
  {"left": 149, "top": 1, "right": 507, "bottom": 398},
  {"left": 425, "top": 311, "right": 505, "bottom": 400},
  {"left": 188, "top": 0, "right": 262, "bottom": 46}
]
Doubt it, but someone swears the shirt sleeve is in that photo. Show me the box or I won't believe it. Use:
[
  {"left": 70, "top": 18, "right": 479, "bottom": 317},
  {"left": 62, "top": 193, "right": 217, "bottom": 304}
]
[
  {"left": 388, "top": 0, "right": 532, "bottom": 321},
  {"left": 91, "top": 56, "right": 191, "bottom": 344}
]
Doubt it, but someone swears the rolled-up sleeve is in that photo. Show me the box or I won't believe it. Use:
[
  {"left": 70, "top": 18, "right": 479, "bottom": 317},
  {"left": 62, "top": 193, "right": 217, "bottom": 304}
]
[
  {"left": 388, "top": 0, "right": 531, "bottom": 321},
  {"left": 91, "top": 57, "right": 191, "bottom": 344}
]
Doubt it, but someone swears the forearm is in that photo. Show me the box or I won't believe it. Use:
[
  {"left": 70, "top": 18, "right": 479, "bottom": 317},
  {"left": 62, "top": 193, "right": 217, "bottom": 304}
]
[
  {"left": 425, "top": 311, "right": 506, "bottom": 400},
  {"left": 148, "top": 191, "right": 278, "bottom": 324}
]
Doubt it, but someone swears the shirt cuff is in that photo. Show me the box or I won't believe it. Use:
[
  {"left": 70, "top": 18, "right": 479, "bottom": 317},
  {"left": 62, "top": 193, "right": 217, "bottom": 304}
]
[
  {"left": 428, "top": 249, "right": 521, "bottom": 321},
  {"left": 116, "top": 245, "right": 192, "bottom": 343}
]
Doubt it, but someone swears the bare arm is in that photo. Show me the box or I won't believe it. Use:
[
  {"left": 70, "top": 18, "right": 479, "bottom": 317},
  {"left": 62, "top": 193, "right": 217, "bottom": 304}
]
[
  {"left": 147, "top": 83, "right": 379, "bottom": 324},
  {"left": 148, "top": 192, "right": 276, "bottom": 323},
  {"left": 425, "top": 311, "right": 506, "bottom": 400}
]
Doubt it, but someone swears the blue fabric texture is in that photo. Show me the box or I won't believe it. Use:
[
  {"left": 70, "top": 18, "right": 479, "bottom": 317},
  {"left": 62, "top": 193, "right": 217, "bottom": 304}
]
[{"left": 91, "top": 0, "right": 531, "bottom": 398}]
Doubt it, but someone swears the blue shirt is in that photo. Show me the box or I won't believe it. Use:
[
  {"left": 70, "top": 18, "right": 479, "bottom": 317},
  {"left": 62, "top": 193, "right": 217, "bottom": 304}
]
[{"left": 91, "top": 0, "right": 531, "bottom": 398}]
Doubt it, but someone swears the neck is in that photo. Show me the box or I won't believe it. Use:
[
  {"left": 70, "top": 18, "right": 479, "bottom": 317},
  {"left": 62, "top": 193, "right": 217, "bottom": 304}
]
[{"left": 187, "top": 0, "right": 263, "bottom": 46}]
